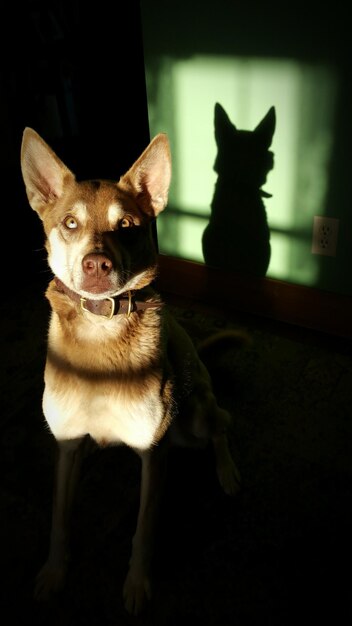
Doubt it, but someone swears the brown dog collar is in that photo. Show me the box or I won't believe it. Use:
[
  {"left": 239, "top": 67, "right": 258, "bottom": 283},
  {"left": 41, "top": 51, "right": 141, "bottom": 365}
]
[{"left": 54, "top": 277, "right": 163, "bottom": 319}]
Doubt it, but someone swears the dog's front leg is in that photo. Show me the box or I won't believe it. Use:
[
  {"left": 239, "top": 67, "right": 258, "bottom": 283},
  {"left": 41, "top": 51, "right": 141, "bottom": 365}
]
[
  {"left": 35, "top": 436, "right": 88, "bottom": 601},
  {"left": 123, "top": 443, "right": 167, "bottom": 615}
]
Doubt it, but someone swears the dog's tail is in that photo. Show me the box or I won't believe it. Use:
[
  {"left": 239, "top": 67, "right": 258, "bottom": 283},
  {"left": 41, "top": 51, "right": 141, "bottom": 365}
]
[
  {"left": 197, "top": 329, "right": 251, "bottom": 361},
  {"left": 197, "top": 330, "right": 251, "bottom": 397}
]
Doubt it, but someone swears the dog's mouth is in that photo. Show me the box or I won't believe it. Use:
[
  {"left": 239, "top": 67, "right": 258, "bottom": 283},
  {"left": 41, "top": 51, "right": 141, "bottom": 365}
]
[
  {"left": 77, "top": 251, "right": 121, "bottom": 297},
  {"left": 76, "top": 257, "right": 158, "bottom": 300},
  {"left": 52, "top": 244, "right": 159, "bottom": 300},
  {"left": 80, "top": 277, "right": 116, "bottom": 296},
  {"left": 79, "top": 273, "right": 129, "bottom": 299}
]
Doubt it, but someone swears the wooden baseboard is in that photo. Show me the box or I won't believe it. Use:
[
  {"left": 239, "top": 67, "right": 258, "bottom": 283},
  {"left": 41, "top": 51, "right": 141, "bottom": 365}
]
[{"left": 156, "top": 254, "right": 352, "bottom": 339}]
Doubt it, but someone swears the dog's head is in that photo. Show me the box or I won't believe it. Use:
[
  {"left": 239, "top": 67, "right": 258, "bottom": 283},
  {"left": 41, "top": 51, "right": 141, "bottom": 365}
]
[{"left": 21, "top": 130, "right": 171, "bottom": 299}]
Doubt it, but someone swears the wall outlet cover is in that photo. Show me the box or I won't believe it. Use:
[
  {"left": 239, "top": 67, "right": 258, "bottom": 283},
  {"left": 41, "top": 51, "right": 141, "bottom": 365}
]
[{"left": 312, "top": 216, "right": 339, "bottom": 257}]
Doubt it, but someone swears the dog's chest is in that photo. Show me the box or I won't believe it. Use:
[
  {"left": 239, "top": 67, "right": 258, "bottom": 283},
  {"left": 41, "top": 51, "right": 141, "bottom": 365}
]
[
  {"left": 43, "top": 373, "right": 165, "bottom": 450},
  {"left": 43, "top": 312, "right": 167, "bottom": 450}
]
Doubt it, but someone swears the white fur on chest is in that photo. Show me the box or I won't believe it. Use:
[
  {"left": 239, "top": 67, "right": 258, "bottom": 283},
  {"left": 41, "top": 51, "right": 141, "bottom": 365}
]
[
  {"left": 43, "top": 383, "right": 163, "bottom": 450},
  {"left": 43, "top": 311, "right": 164, "bottom": 450}
]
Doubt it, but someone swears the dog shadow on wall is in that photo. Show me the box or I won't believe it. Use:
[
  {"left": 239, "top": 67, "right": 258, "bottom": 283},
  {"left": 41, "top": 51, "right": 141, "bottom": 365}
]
[{"left": 202, "top": 103, "right": 276, "bottom": 277}]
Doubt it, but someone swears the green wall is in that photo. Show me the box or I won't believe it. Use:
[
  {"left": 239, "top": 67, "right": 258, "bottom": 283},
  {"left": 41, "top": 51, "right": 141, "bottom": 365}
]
[{"left": 141, "top": 0, "right": 352, "bottom": 297}]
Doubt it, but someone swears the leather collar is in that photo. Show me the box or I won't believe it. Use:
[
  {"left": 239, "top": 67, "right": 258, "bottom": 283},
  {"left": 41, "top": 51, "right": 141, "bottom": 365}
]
[{"left": 54, "top": 277, "right": 162, "bottom": 319}]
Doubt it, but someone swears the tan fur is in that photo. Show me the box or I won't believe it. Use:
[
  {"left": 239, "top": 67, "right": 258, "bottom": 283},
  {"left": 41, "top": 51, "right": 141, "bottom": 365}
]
[{"left": 21, "top": 128, "right": 242, "bottom": 615}]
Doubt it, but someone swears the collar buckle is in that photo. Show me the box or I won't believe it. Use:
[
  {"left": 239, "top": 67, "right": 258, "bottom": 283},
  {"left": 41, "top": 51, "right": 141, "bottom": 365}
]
[
  {"left": 80, "top": 296, "right": 116, "bottom": 319},
  {"left": 126, "top": 290, "right": 133, "bottom": 317},
  {"left": 104, "top": 297, "right": 116, "bottom": 320},
  {"left": 80, "top": 297, "right": 89, "bottom": 316}
]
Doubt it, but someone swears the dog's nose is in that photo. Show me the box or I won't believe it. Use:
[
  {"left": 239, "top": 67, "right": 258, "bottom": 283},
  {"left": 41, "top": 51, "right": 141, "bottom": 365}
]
[{"left": 82, "top": 253, "right": 113, "bottom": 277}]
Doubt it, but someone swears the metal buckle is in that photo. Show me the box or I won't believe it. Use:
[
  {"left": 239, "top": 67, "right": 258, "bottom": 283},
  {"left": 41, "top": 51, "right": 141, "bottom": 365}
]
[
  {"left": 104, "top": 297, "right": 116, "bottom": 320},
  {"left": 126, "top": 291, "right": 132, "bottom": 317},
  {"left": 80, "top": 296, "right": 116, "bottom": 320},
  {"left": 80, "top": 297, "right": 89, "bottom": 315}
]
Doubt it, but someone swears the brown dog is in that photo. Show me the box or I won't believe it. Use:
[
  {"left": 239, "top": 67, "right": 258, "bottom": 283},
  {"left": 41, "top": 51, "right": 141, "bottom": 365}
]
[{"left": 21, "top": 129, "right": 242, "bottom": 615}]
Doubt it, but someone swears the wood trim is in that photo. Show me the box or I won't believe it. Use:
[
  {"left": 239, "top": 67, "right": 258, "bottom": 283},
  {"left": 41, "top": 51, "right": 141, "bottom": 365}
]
[{"left": 156, "top": 254, "right": 352, "bottom": 339}]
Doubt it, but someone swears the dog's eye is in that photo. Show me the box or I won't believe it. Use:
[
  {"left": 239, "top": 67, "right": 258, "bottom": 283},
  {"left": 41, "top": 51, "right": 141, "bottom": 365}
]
[
  {"left": 64, "top": 216, "right": 78, "bottom": 230},
  {"left": 120, "top": 215, "right": 134, "bottom": 228}
]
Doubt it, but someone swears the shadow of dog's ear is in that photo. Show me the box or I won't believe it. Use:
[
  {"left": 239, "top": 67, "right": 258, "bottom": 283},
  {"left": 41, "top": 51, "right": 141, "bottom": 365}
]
[
  {"left": 21, "top": 128, "right": 75, "bottom": 218},
  {"left": 214, "top": 102, "right": 236, "bottom": 145},
  {"left": 254, "top": 106, "right": 276, "bottom": 147},
  {"left": 119, "top": 133, "right": 172, "bottom": 218}
]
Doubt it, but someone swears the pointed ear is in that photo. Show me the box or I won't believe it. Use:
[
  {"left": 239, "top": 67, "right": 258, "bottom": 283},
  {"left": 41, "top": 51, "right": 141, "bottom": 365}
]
[
  {"left": 254, "top": 106, "right": 276, "bottom": 147},
  {"left": 21, "top": 128, "right": 75, "bottom": 216},
  {"left": 120, "top": 134, "right": 171, "bottom": 217}
]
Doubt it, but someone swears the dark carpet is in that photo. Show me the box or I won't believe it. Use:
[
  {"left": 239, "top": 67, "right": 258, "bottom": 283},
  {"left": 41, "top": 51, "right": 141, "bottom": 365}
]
[{"left": 1, "top": 278, "right": 352, "bottom": 626}]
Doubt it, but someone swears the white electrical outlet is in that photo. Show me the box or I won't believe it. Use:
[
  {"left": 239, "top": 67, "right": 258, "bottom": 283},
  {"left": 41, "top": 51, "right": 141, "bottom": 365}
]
[{"left": 312, "top": 216, "right": 339, "bottom": 257}]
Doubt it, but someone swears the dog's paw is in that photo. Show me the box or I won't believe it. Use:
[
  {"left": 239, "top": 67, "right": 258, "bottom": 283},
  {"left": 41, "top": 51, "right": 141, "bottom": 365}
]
[
  {"left": 34, "top": 561, "right": 67, "bottom": 602},
  {"left": 217, "top": 457, "right": 241, "bottom": 496},
  {"left": 123, "top": 568, "right": 152, "bottom": 616}
]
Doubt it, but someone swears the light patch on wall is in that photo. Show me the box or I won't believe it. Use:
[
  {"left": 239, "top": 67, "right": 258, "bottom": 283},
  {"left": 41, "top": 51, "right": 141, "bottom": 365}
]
[{"left": 146, "top": 55, "right": 336, "bottom": 286}]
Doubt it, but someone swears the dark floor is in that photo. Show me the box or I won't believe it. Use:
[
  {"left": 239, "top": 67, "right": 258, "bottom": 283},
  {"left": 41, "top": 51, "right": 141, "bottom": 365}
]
[{"left": 1, "top": 277, "right": 352, "bottom": 626}]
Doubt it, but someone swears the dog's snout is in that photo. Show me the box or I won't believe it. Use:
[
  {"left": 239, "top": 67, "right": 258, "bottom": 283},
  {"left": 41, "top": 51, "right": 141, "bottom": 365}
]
[{"left": 82, "top": 253, "right": 113, "bottom": 277}]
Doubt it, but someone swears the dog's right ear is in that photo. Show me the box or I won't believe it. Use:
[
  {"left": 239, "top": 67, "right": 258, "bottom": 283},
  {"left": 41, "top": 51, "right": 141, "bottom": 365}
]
[
  {"left": 21, "top": 128, "right": 75, "bottom": 217},
  {"left": 119, "top": 133, "right": 172, "bottom": 218}
]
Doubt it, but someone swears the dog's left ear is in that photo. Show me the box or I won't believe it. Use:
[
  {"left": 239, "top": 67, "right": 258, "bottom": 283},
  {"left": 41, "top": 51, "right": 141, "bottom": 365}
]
[
  {"left": 120, "top": 134, "right": 171, "bottom": 217},
  {"left": 254, "top": 107, "right": 276, "bottom": 148},
  {"left": 21, "top": 128, "right": 75, "bottom": 217}
]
